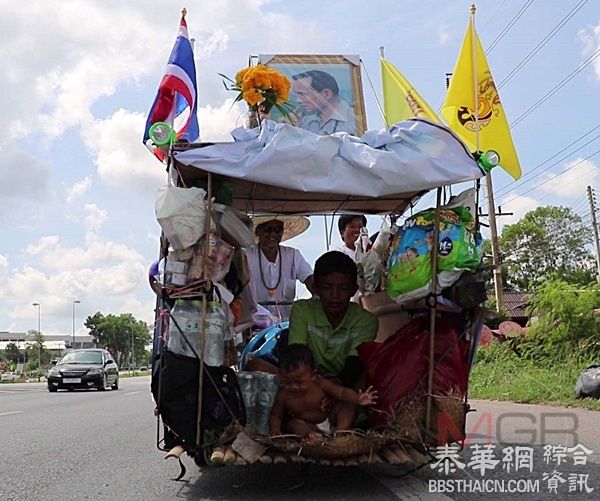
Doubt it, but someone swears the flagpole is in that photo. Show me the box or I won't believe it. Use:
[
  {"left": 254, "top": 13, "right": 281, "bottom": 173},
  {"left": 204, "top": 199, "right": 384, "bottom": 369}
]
[{"left": 471, "top": 3, "right": 504, "bottom": 311}]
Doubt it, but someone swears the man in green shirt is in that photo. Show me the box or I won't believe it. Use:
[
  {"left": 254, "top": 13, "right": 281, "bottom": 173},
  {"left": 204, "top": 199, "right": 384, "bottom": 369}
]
[{"left": 289, "top": 251, "right": 377, "bottom": 387}]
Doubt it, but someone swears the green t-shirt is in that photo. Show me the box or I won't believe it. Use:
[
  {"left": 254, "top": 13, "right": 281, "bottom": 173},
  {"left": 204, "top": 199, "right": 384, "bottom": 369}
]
[{"left": 288, "top": 297, "right": 378, "bottom": 377}]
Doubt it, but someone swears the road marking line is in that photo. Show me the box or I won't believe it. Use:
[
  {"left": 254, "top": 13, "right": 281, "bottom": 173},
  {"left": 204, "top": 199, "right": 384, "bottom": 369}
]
[
  {"left": 0, "top": 410, "right": 24, "bottom": 417},
  {"left": 125, "top": 391, "right": 142, "bottom": 396}
]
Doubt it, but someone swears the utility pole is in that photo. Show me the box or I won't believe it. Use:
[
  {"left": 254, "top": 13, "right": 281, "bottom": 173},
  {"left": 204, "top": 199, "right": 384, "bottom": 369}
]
[
  {"left": 587, "top": 186, "right": 600, "bottom": 283},
  {"left": 486, "top": 178, "right": 505, "bottom": 311}
]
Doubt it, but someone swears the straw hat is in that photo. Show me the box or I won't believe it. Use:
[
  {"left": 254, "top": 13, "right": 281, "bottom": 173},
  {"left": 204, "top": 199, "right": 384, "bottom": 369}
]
[{"left": 251, "top": 215, "right": 310, "bottom": 242}]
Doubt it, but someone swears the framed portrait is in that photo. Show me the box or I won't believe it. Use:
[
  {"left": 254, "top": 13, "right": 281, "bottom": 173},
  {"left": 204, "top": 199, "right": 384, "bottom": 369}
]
[{"left": 258, "top": 54, "right": 367, "bottom": 136}]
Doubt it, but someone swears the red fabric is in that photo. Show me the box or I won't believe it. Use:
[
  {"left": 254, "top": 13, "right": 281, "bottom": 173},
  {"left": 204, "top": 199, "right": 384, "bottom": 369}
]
[{"left": 357, "top": 316, "right": 469, "bottom": 427}]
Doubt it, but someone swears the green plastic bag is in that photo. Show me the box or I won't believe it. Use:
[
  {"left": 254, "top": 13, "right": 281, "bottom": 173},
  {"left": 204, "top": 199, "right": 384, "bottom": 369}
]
[{"left": 387, "top": 206, "right": 482, "bottom": 303}]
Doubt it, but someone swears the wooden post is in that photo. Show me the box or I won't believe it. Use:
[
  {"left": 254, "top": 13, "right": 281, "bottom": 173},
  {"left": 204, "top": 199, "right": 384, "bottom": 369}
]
[
  {"left": 196, "top": 173, "right": 213, "bottom": 447},
  {"left": 587, "top": 185, "right": 600, "bottom": 283},
  {"left": 425, "top": 187, "right": 443, "bottom": 432}
]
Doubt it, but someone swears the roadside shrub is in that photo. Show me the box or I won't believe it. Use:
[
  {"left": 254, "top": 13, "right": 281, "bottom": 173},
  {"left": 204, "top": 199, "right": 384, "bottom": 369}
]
[{"left": 525, "top": 280, "right": 600, "bottom": 360}]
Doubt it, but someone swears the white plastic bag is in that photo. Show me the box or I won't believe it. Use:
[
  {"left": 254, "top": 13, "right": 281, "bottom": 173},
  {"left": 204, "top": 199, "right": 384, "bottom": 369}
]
[{"left": 155, "top": 186, "right": 207, "bottom": 250}]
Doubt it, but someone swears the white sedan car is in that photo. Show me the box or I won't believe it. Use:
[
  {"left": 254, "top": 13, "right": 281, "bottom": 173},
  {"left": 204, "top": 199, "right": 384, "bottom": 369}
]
[{"left": 0, "top": 372, "right": 21, "bottom": 382}]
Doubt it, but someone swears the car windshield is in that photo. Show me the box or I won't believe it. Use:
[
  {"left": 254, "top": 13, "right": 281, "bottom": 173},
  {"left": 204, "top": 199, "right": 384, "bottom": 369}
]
[{"left": 59, "top": 351, "right": 103, "bottom": 365}]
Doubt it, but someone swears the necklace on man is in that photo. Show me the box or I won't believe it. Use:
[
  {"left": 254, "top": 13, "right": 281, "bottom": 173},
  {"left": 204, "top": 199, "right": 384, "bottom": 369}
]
[{"left": 259, "top": 247, "right": 282, "bottom": 297}]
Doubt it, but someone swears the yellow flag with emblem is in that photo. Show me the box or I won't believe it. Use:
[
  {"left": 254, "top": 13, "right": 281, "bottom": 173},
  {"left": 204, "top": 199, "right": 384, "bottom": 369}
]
[
  {"left": 381, "top": 58, "right": 440, "bottom": 124},
  {"left": 441, "top": 18, "right": 522, "bottom": 180}
]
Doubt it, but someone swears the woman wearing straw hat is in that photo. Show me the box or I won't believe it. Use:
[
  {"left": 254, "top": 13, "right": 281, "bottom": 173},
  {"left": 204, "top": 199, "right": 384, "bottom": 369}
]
[{"left": 245, "top": 215, "right": 315, "bottom": 321}]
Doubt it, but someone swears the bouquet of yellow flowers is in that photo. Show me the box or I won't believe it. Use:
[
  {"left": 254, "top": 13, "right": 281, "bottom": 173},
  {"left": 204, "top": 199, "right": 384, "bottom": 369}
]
[{"left": 221, "top": 65, "right": 292, "bottom": 122}]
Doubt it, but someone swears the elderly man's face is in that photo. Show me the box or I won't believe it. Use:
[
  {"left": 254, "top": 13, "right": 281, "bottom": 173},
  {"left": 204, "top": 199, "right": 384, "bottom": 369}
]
[
  {"left": 293, "top": 77, "right": 330, "bottom": 113},
  {"left": 256, "top": 220, "right": 284, "bottom": 250}
]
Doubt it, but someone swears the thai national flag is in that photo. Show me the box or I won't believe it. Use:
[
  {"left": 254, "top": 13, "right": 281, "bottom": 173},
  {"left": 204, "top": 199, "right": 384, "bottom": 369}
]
[{"left": 143, "top": 14, "right": 200, "bottom": 161}]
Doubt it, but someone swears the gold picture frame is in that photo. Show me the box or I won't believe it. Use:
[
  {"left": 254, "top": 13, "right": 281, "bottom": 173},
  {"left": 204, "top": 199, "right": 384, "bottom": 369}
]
[{"left": 258, "top": 54, "right": 367, "bottom": 136}]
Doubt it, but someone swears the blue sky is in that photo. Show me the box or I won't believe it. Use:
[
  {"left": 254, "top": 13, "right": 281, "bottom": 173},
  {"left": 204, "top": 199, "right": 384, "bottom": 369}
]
[{"left": 1, "top": 0, "right": 599, "bottom": 336}]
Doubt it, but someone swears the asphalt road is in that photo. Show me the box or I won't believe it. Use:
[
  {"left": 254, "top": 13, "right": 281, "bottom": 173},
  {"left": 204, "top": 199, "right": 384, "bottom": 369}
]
[{"left": 0, "top": 377, "right": 598, "bottom": 500}]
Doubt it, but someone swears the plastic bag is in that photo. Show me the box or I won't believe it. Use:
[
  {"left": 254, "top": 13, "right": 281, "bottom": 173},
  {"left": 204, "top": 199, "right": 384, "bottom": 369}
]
[
  {"left": 167, "top": 296, "right": 233, "bottom": 366},
  {"left": 213, "top": 203, "right": 256, "bottom": 247},
  {"left": 387, "top": 206, "right": 482, "bottom": 304},
  {"left": 155, "top": 186, "right": 207, "bottom": 250},
  {"left": 186, "top": 234, "right": 235, "bottom": 283},
  {"left": 575, "top": 365, "right": 600, "bottom": 399}
]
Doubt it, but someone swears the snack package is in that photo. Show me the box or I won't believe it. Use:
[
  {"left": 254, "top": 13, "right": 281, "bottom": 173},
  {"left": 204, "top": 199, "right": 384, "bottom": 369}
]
[
  {"left": 186, "top": 234, "right": 235, "bottom": 283},
  {"left": 387, "top": 206, "right": 482, "bottom": 304}
]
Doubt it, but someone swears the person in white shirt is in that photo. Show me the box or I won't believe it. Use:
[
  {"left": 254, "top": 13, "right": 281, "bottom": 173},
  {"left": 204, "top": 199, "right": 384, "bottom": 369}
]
[
  {"left": 291, "top": 70, "right": 356, "bottom": 135},
  {"left": 244, "top": 216, "right": 315, "bottom": 321},
  {"left": 335, "top": 215, "right": 367, "bottom": 262}
]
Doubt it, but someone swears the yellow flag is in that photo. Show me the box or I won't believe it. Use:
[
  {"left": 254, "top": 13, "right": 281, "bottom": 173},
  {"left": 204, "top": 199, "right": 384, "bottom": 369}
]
[
  {"left": 381, "top": 58, "right": 440, "bottom": 124},
  {"left": 441, "top": 18, "right": 522, "bottom": 180}
]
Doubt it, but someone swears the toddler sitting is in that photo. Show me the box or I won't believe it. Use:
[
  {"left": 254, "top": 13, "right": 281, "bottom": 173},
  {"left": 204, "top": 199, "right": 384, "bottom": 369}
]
[{"left": 269, "top": 344, "right": 377, "bottom": 442}]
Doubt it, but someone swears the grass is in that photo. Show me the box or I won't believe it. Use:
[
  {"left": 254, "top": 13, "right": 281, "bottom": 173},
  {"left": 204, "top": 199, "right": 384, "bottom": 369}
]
[{"left": 469, "top": 342, "right": 600, "bottom": 411}]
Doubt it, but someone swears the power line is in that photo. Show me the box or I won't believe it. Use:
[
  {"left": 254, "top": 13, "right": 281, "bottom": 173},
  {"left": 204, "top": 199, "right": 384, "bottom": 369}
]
[
  {"left": 497, "top": 0, "right": 589, "bottom": 89},
  {"left": 486, "top": 0, "right": 535, "bottom": 54},
  {"left": 511, "top": 46, "right": 600, "bottom": 128},
  {"left": 501, "top": 149, "right": 600, "bottom": 207},
  {"left": 480, "top": 0, "right": 509, "bottom": 32},
  {"left": 492, "top": 123, "right": 600, "bottom": 199}
]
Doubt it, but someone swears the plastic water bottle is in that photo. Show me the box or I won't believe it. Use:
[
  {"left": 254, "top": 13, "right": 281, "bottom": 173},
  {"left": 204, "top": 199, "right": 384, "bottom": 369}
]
[
  {"left": 236, "top": 371, "right": 257, "bottom": 432},
  {"left": 168, "top": 300, "right": 225, "bottom": 366},
  {"left": 254, "top": 372, "right": 279, "bottom": 435},
  {"left": 203, "top": 301, "right": 225, "bottom": 366},
  {"left": 167, "top": 300, "right": 202, "bottom": 357}
]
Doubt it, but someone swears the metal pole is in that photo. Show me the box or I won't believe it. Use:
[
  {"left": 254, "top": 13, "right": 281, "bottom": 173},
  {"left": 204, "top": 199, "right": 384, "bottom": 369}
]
[
  {"left": 72, "top": 300, "right": 81, "bottom": 348},
  {"left": 196, "top": 173, "right": 213, "bottom": 448},
  {"left": 32, "top": 302, "right": 41, "bottom": 380},
  {"left": 587, "top": 186, "right": 600, "bottom": 283}
]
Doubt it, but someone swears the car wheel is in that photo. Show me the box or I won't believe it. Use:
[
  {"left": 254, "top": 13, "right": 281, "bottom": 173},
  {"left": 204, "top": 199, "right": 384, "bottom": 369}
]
[
  {"left": 98, "top": 374, "right": 108, "bottom": 391},
  {"left": 48, "top": 387, "right": 58, "bottom": 392},
  {"left": 111, "top": 377, "right": 119, "bottom": 390}
]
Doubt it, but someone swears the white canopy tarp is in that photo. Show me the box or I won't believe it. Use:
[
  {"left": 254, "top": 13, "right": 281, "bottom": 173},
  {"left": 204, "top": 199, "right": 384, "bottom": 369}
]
[{"left": 174, "top": 118, "right": 483, "bottom": 198}]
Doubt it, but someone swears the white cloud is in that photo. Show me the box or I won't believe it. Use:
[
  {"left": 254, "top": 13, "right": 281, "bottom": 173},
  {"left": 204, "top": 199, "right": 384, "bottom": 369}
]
[
  {"left": 26, "top": 236, "right": 60, "bottom": 256},
  {"left": 578, "top": 19, "right": 600, "bottom": 81},
  {"left": 67, "top": 176, "right": 92, "bottom": 203},
  {"left": 496, "top": 192, "right": 539, "bottom": 231},
  {"left": 538, "top": 158, "right": 600, "bottom": 198},
  {"left": 80, "top": 100, "right": 243, "bottom": 193},
  {"left": 198, "top": 99, "right": 247, "bottom": 141},
  {"left": 196, "top": 29, "right": 230, "bottom": 58},
  {"left": 0, "top": 2, "right": 164, "bottom": 145},
  {"left": 84, "top": 203, "right": 108, "bottom": 235},
  {"left": 81, "top": 109, "right": 165, "bottom": 192},
  {"left": 3, "top": 234, "right": 151, "bottom": 334},
  {"left": 0, "top": 254, "right": 8, "bottom": 272}
]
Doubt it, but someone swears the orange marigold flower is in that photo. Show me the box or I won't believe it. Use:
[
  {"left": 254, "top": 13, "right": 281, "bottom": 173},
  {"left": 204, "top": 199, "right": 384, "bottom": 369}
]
[
  {"left": 229, "top": 65, "right": 291, "bottom": 110},
  {"left": 243, "top": 89, "right": 263, "bottom": 106},
  {"left": 235, "top": 67, "right": 251, "bottom": 85}
]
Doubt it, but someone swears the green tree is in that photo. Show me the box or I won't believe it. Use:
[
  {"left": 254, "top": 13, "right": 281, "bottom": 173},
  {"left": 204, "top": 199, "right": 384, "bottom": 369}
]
[
  {"left": 84, "top": 312, "right": 151, "bottom": 367},
  {"left": 26, "top": 330, "right": 52, "bottom": 369},
  {"left": 499, "top": 206, "right": 595, "bottom": 291},
  {"left": 3, "top": 343, "right": 23, "bottom": 364},
  {"left": 525, "top": 280, "right": 600, "bottom": 360}
]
